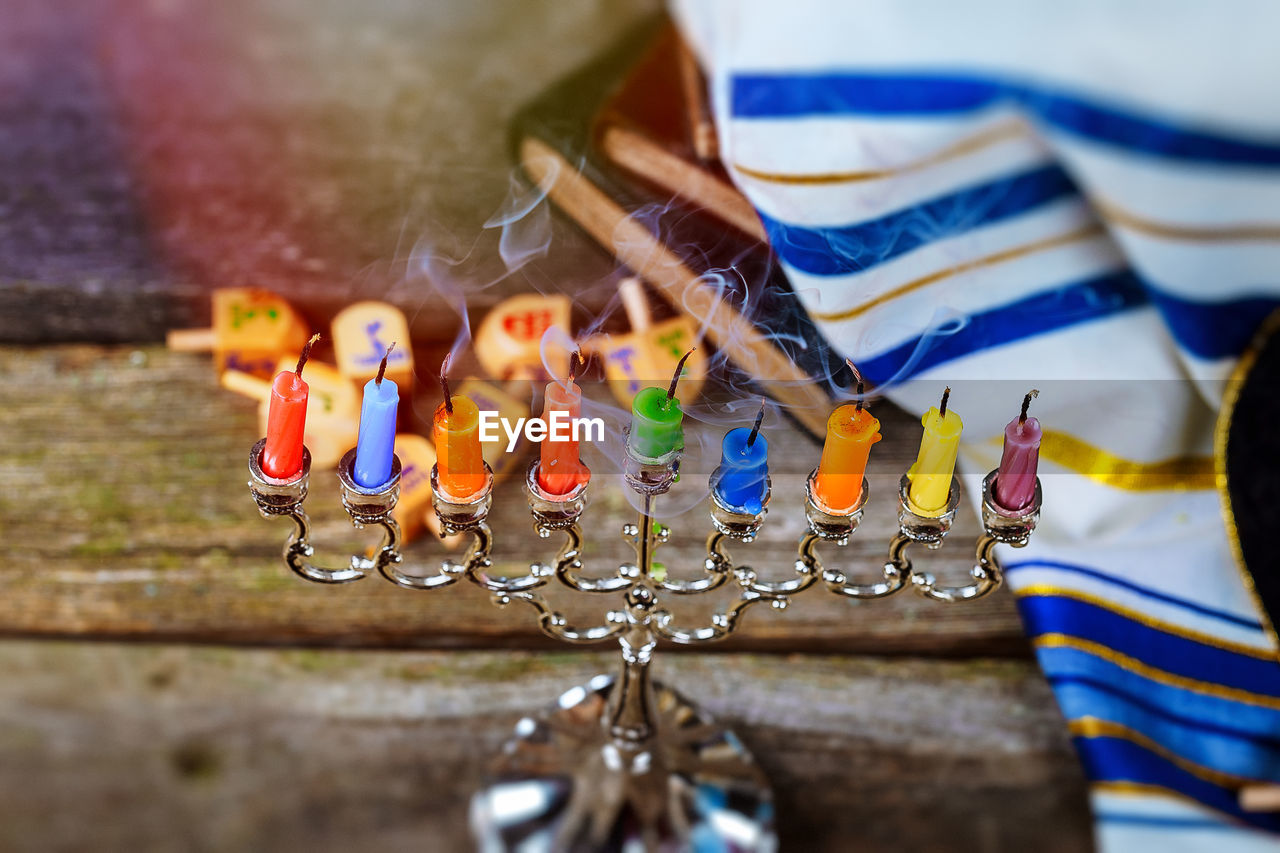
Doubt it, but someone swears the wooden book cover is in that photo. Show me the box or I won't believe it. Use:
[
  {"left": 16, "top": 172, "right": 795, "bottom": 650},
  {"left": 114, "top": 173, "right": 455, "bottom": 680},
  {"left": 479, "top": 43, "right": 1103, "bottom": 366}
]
[
  {"left": 592, "top": 25, "right": 766, "bottom": 242},
  {"left": 508, "top": 16, "right": 841, "bottom": 437}
]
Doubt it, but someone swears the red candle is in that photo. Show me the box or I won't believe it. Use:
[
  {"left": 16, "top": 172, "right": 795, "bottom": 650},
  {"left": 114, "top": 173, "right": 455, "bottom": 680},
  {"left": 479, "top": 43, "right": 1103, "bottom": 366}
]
[
  {"left": 994, "top": 390, "right": 1042, "bottom": 512},
  {"left": 261, "top": 334, "right": 319, "bottom": 479},
  {"left": 537, "top": 352, "right": 588, "bottom": 495}
]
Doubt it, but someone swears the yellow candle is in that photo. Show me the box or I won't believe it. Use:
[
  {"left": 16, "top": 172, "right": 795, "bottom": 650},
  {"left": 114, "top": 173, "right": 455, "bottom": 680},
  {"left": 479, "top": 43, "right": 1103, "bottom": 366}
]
[
  {"left": 812, "top": 404, "right": 881, "bottom": 512},
  {"left": 907, "top": 387, "right": 963, "bottom": 515}
]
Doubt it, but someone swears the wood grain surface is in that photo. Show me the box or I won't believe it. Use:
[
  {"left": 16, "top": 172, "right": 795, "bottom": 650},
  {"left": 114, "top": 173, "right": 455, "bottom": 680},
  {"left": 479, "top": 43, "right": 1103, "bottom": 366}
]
[
  {"left": 0, "top": 642, "right": 1091, "bottom": 852},
  {"left": 0, "top": 345, "right": 1028, "bottom": 656},
  {"left": 0, "top": 0, "right": 657, "bottom": 343}
]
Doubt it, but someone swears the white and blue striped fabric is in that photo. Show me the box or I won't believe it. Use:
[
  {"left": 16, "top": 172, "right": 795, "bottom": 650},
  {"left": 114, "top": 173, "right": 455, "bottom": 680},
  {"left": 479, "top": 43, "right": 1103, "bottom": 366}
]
[{"left": 674, "top": 1, "right": 1280, "bottom": 846}]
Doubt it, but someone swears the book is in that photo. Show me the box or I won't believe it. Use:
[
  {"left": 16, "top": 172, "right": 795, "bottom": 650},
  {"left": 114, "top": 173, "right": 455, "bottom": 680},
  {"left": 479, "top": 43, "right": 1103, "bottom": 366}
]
[
  {"left": 592, "top": 24, "right": 765, "bottom": 242},
  {"left": 508, "top": 16, "right": 841, "bottom": 438}
]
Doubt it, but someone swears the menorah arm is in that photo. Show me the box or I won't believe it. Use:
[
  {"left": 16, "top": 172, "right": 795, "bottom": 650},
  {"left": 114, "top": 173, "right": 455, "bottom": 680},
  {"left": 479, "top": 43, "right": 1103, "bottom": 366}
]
[
  {"left": 904, "top": 472, "right": 1043, "bottom": 603},
  {"left": 803, "top": 532, "right": 909, "bottom": 600},
  {"left": 650, "top": 592, "right": 777, "bottom": 645},
  {"left": 654, "top": 531, "right": 733, "bottom": 595},
  {"left": 277, "top": 505, "right": 395, "bottom": 585},
  {"left": 248, "top": 442, "right": 400, "bottom": 586},
  {"left": 711, "top": 530, "right": 820, "bottom": 597},
  {"left": 542, "top": 524, "right": 634, "bottom": 594},
  {"left": 492, "top": 589, "right": 627, "bottom": 644},
  {"left": 909, "top": 535, "right": 1002, "bottom": 602}
]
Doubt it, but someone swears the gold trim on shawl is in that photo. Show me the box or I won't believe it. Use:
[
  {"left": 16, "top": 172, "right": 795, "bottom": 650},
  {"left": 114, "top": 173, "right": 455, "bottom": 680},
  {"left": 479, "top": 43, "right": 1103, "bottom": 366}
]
[
  {"left": 1017, "top": 586, "right": 1276, "bottom": 660},
  {"left": 810, "top": 225, "right": 1103, "bottom": 323},
  {"left": 1035, "top": 634, "right": 1280, "bottom": 709}
]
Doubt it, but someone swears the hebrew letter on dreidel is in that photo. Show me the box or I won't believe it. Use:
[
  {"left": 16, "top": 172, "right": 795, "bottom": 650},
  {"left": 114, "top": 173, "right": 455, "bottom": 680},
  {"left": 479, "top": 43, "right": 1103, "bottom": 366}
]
[
  {"left": 332, "top": 302, "right": 415, "bottom": 390},
  {"left": 474, "top": 294, "right": 571, "bottom": 381}
]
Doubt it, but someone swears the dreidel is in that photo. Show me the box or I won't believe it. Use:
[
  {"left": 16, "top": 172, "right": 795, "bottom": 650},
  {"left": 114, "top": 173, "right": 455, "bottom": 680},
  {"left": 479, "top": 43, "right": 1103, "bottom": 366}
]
[
  {"left": 456, "top": 378, "right": 532, "bottom": 484},
  {"left": 167, "top": 288, "right": 312, "bottom": 378},
  {"left": 388, "top": 433, "right": 463, "bottom": 548},
  {"left": 221, "top": 355, "right": 360, "bottom": 470},
  {"left": 473, "top": 293, "right": 571, "bottom": 381},
  {"left": 331, "top": 301, "right": 415, "bottom": 391},
  {"left": 587, "top": 277, "right": 706, "bottom": 407}
]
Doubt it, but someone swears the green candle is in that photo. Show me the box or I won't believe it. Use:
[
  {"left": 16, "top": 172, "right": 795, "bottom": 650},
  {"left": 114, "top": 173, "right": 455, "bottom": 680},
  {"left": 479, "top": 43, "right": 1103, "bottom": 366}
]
[
  {"left": 629, "top": 386, "right": 684, "bottom": 458},
  {"left": 627, "top": 349, "right": 693, "bottom": 459}
]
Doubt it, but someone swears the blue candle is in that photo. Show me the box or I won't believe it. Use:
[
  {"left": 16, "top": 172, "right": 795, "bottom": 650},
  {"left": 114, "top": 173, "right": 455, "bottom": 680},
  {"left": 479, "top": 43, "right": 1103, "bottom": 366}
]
[
  {"left": 353, "top": 348, "right": 400, "bottom": 488},
  {"left": 712, "top": 426, "right": 769, "bottom": 514}
]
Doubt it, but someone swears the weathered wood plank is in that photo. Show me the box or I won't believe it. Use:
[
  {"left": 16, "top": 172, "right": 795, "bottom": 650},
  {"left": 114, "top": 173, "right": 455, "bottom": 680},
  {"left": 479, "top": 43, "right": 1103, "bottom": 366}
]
[
  {"left": 0, "top": 642, "right": 1092, "bottom": 852},
  {"left": 0, "top": 345, "right": 1029, "bottom": 654},
  {"left": 0, "top": 0, "right": 657, "bottom": 343}
]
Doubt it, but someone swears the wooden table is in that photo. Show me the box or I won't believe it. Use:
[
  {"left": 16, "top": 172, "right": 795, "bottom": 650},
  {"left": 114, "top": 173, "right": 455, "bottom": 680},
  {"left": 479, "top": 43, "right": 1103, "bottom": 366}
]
[{"left": 0, "top": 345, "right": 1093, "bottom": 851}]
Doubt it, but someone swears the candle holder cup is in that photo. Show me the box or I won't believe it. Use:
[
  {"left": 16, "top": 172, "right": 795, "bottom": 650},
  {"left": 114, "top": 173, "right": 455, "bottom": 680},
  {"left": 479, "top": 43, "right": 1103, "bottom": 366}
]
[
  {"left": 247, "top": 429, "right": 1042, "bottom": 851},
  {"left": 524, "top": 461, "right": 589, "bottom": 532},
  {"left": 803, "top": 468, "right": 868, "bottom": 543},
  {"left": 981, "top": 470, "right": 1042, "bottom": 547},
  {"left": 708, "top": 473, "right": 770, "bottom": 540},
  {"left": 337, "top": 448, "right": 401, "bottom": 523},
  {"left": 247, "top": 438, "right": 310, "bottom": 515}
]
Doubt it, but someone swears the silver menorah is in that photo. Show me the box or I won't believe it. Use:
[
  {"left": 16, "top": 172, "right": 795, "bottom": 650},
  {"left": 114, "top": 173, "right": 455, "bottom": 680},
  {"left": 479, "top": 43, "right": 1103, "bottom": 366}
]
[{"left": 246, "top": 423, "right": 1041, "bottom": 852}]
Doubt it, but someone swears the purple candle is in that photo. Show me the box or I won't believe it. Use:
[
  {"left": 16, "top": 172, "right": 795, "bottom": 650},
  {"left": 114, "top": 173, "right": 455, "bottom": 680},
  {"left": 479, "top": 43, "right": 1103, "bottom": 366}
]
[{"left": 994, "top": 391, "right": 1041, "bottom": 512}]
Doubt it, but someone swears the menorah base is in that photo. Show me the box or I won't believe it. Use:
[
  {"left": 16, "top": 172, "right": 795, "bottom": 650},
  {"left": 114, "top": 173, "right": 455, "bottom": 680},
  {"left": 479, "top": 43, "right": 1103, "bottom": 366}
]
[{"left": 470, "top": 675, "right": 776, "bottom": 852}]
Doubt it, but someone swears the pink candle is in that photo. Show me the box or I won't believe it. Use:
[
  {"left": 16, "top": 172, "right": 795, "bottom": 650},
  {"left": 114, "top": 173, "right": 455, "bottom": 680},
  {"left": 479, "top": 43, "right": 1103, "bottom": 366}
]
[
  {"left": 537, "top": 353, "right": 589, "bottom": 496},
  {"left": 994, "top": 390, "right": 1042, "bottom": 512}
]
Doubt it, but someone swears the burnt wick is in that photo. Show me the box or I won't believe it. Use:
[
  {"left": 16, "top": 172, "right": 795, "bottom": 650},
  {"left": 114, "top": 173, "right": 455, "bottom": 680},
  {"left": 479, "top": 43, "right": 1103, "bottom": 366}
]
[
  {"left": 376, "top": 342, "right": 396, "bottom": 386},
  {"left": 747, "top": 398, "right": 766, "bottom": 448},
  {"left": 845, "top": 359, "right": 866, "bottom": 412},
  {"left": 440, "top": 353, "right": 453, "bottom": 414},
  {"left": 939, "top": 386, "right": 951, "bottom": 418},
  {"left": 1020, "top": 388, "right": 1040, "bottom": 424},
  {"left": 295, "top": 334, "right": 320, "bottom": 378},
  {"left": 568, "top": 350, "right": 583, "bottom": 385},
  {"left": 667, "top": 348, "right": 695, "bottom": 400}
]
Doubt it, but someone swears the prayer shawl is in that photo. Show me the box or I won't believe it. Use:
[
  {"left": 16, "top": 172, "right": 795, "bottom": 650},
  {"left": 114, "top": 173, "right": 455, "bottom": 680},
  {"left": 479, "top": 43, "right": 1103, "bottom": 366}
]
[{"left": 674, "top": 1, "right": 1280, "bottom": 847}]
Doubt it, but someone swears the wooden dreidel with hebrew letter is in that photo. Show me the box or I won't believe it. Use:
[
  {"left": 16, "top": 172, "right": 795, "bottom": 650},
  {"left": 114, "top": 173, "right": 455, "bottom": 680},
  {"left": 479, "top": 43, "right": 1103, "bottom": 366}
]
[
  {"left": 590, "top": 278, "right": 705, "bottom": 407},
  {"left": 167, "top": 288, "right": 311, "bottom": 379},
  {"left": 388, "top": 434, "right": 461, "bottom": 548},
  {"left": 456, "top": 378, "right": 531, "bottom": 484},
  {"left": 474, "top": 293, "right": 570, "bottom": 380},
  {"left": 331, "top": 301, "right": 415, "bottom": 391}
]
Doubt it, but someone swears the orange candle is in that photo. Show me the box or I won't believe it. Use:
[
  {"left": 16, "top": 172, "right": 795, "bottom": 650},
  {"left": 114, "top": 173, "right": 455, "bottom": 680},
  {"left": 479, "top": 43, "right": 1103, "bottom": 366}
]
[
  {"left": 813, "top": 403, "right": 881, "bottom": 512},
  {"left": 537, "top": 353, "right": 588, "bottom": 495},
  {"left": 432, "top": 356, "right": 486, "bottom": 499}
]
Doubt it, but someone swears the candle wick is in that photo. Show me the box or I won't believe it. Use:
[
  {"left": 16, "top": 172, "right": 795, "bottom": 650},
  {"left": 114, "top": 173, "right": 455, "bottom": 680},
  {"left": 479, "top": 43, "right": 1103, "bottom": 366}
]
[
  {"left": 295, "top": 333, "right": 320, "bottom": 378},
  {"left": 376, "top": 342, "right": 396, "bottom": 386},
  {"left": 667, "top": 348, "right": 695, "bottom": 400},
  {"left": 440, "top": 353, "right": 454, "bottom": 414},
  {"left": 747, "top": 398, "right": 766, "bottom": 448},
  {"left": 1019, "top": 388, "right": 1039, "bottom": 424},
  {"left": 568, "top": 350, "right": 583, "bottom": 386},
  {"left": 939, "top": 386, "right": 951, "bottom": 418},
  {"left": 844, "top": 358, "right": 866, "bottom": 412}
]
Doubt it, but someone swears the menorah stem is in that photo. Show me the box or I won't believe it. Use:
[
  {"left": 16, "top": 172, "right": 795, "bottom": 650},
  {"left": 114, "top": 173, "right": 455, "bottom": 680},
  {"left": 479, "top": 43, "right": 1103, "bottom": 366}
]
[
  {"left": 607, "top": 500, "right": 661, "bottom": 743},
  {"left": 608, "top": 624, "right": 658, "bottom": 743},
  {"left": 636, "top": 493, "right": 656, "bottom": 576}
]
